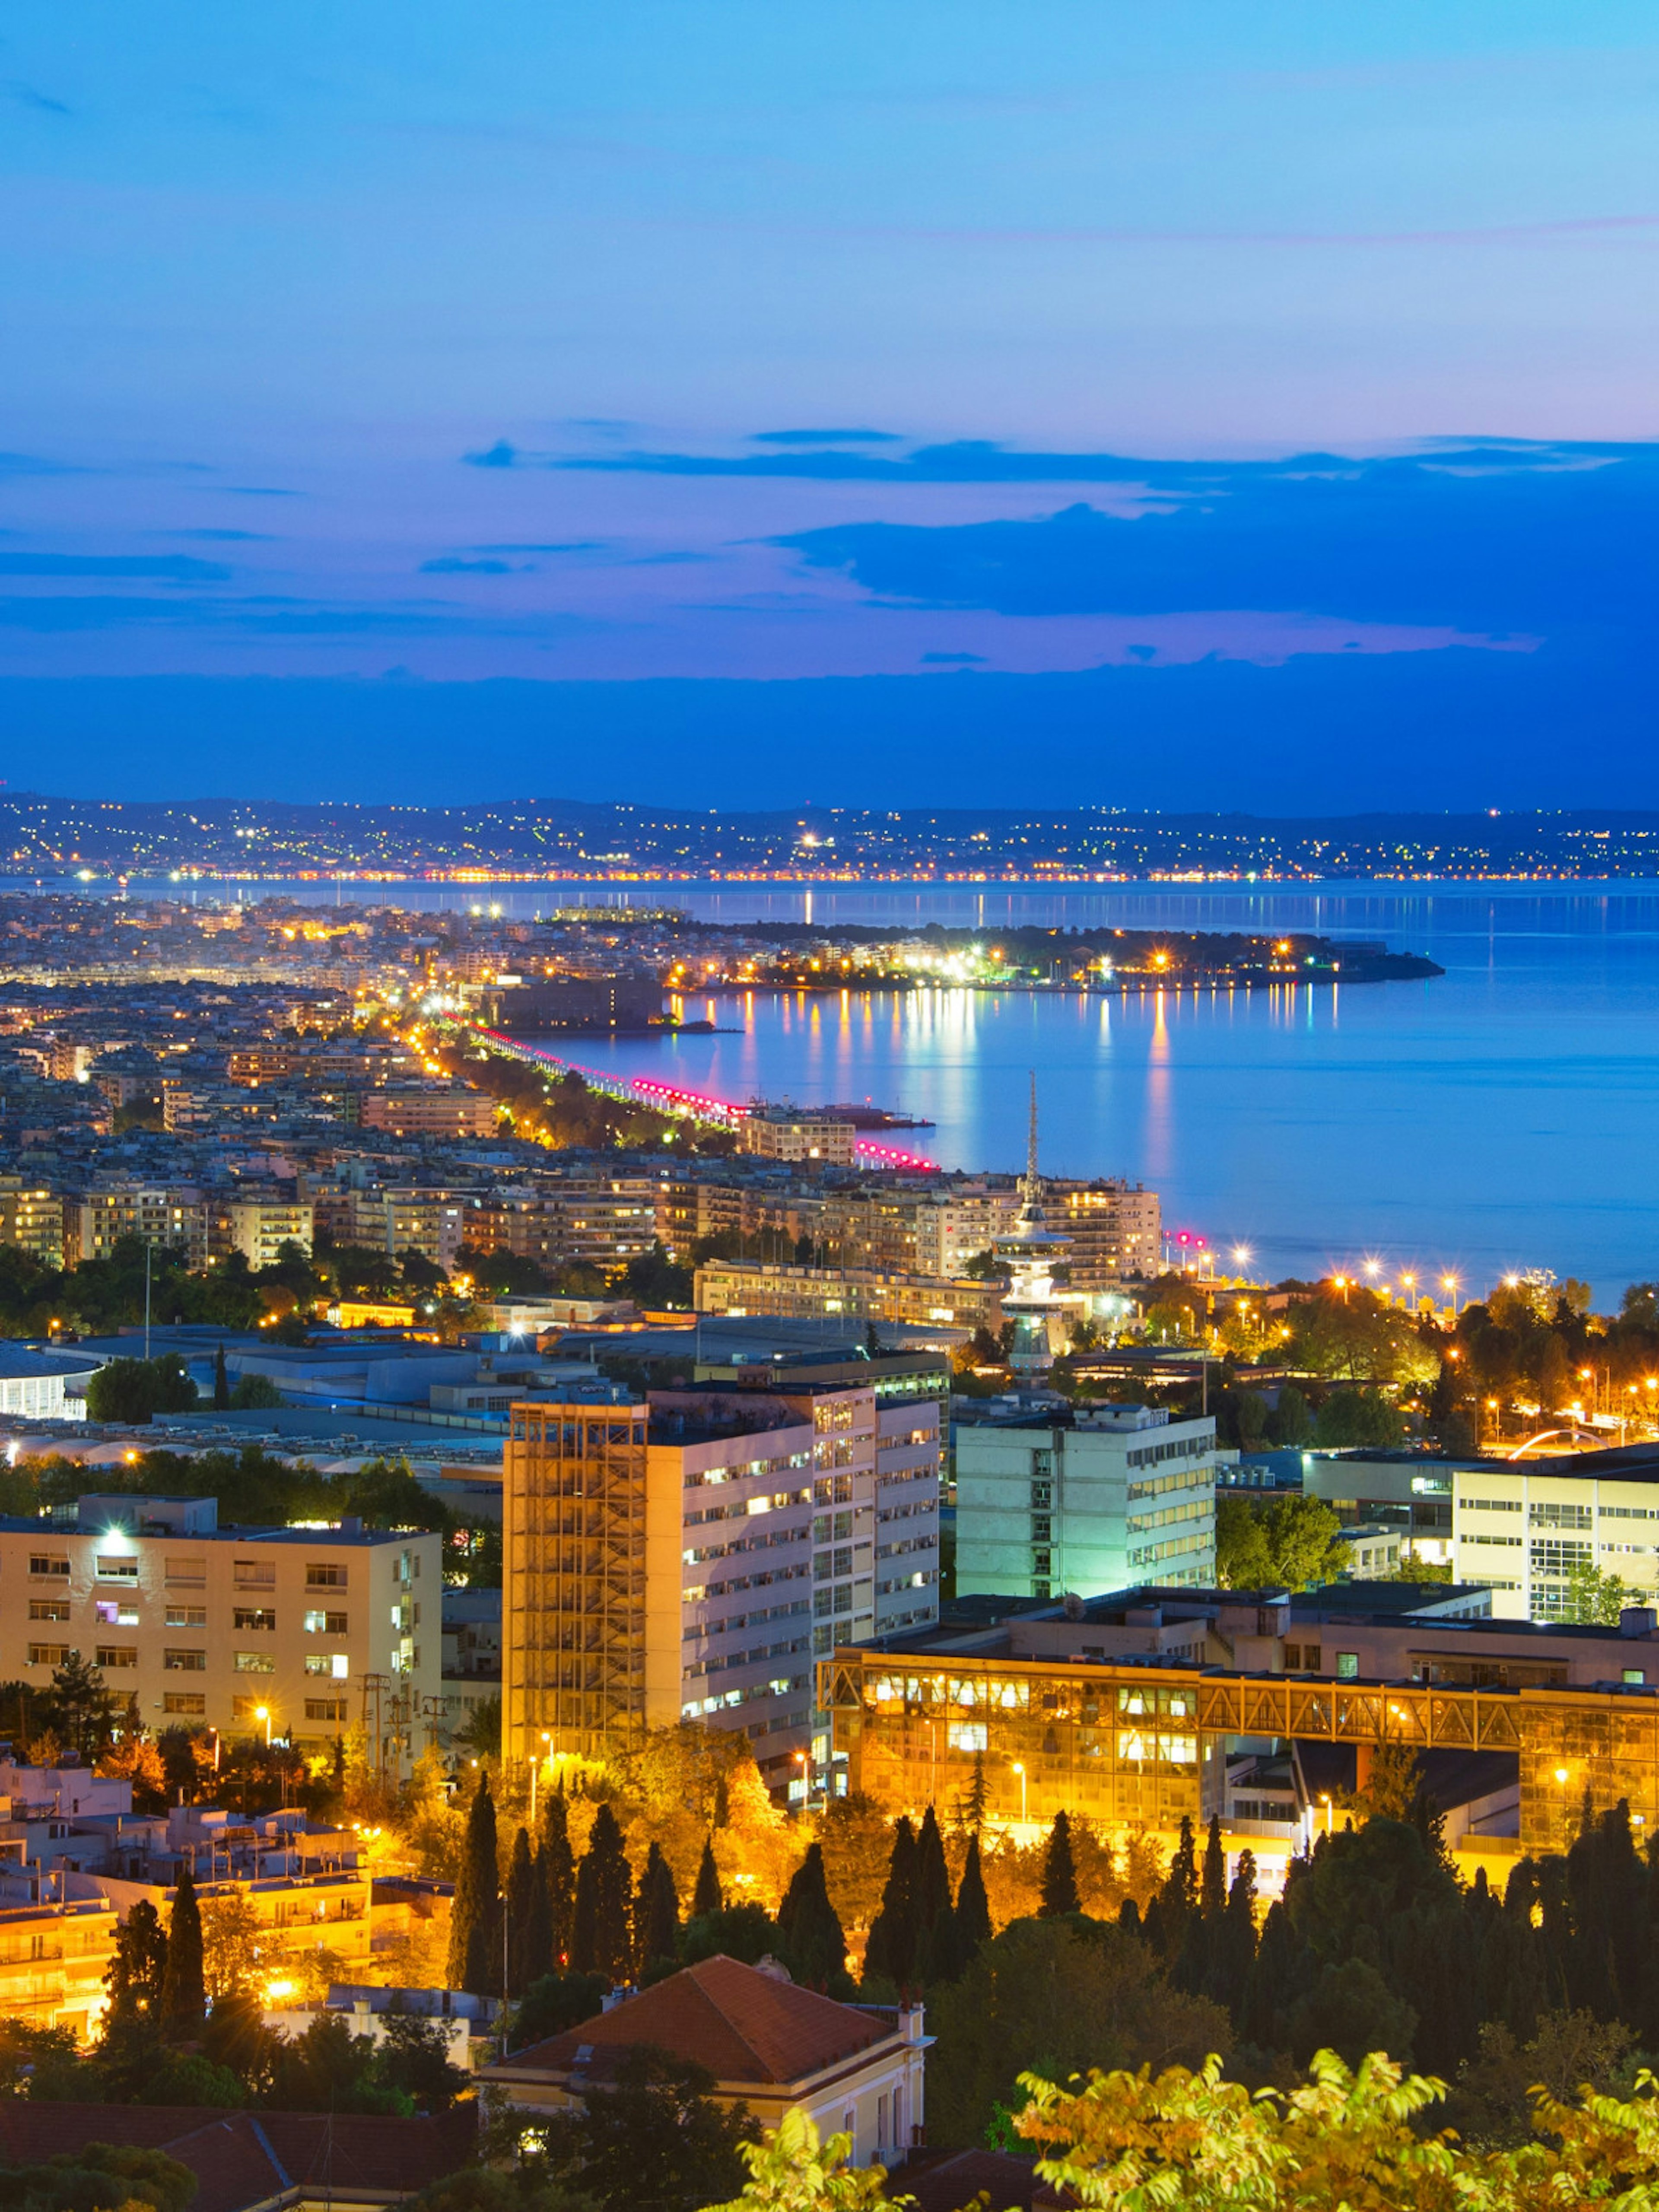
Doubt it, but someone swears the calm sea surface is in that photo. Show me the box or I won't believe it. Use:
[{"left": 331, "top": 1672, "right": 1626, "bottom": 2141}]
[{"left": 44, "top": 877, "right": 1659, "bottom": 1303}]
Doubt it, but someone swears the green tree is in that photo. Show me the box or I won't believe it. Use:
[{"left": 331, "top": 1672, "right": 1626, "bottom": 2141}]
[
  {"left": 706, "top": 2109, "right": 910, "bottom": 2212},
  {"left": 681, "top": 1902, "right": 780, "bottom": 1968},
  {"left": 1039, "top": 1812, "right": 1082, "bottom": 1919},
  {"left": 448, "top": 1770, "right": 503, "bottom": 1998},
  {"left": 212, "top": 1345, "right": 230, "bottom": 1411},
  {"left": 104, "top": 1897, "right": 167, "bottom": 2028},
  {"left": 927, "top": 1916, "right": 1232, "bottom": 2150},
  {"left": 690, "top": 1836, "right": 724, "bottom": 1920},
  {"left": 539, "top": 2046, "right": 754, "bottom": 2212},
  {"left": 543, "top": 1792, "right": 577, "bottom": 1964},
  {"left": 508, "top": 1968, "right": 609, "bottom": 2055},
  {"left": 84, "top": 1354, "right": 197, "bottom": 1424},
  {"left": 1313, "top": 1388, "right": 1406, "bottom": 1448},
  {"left": 1215, "top": 1493, "right": 1348, "bottom": 1592},
  {"left": 954, "top": 1835, "right": 992, "bottom": 1956},
  {"left": 570, "top": 1803, "right": 632, "bottom": 1982},
  {"left": 861, "top": 1817, "right": 918, "bottom": 1990},
  {"left": 633, "top": 1840, "right": 680, "bottom": 1977},
  {"left": 505, "top": 1825, "right": 543, "bottom": 1998},
  {"left": 38, "top": 1649, "right": 121, "bottom": 1763},
  {"left": 159, "top": 1865, "right": 206, "bottom": 2036},
  {"left": 815, "top": 1794, "right": 890, "bottom": 1939},
  {"left": 1560, "top": 1560, "right": 1639, "bottom": 1624},
  {"left": 375, "top": 2001, "right": 470, "bottom": 2111},
  {"left": 775, "top": 1844, "right": 848, "bottom": 1993}
]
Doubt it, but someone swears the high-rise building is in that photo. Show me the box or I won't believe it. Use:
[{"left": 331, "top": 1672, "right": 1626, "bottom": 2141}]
[{"left": 503, "top": 1382, "right": 942, "bottom": 1798}]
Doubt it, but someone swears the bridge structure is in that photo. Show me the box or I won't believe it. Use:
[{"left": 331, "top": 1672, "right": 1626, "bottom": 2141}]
[
  {"left": 820, "top": 1646, "right": 1659, "bottom": 1854},
  {"left": 448, "top": 1019, "right": 939, "bottom": 1169}
]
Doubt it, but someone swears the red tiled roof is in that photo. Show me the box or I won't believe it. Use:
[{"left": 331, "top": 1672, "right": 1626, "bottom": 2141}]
[
  {"left": 496, "top": 1955, "right": 890, "bottom": 2087},
  {"left": 0, "top": 2101, "right": 478, "bottom": 2212}
]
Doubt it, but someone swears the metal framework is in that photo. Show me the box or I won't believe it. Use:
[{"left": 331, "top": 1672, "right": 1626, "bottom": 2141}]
[
  {"left": 820, "top": 1650, "right": 1659, "bottom": 1852},
  {"left": 504, "top": 1403, "right": 652, "bottom": 1766}
]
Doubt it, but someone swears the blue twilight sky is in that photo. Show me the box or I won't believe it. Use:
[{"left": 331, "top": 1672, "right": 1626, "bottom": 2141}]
[{"left": 2, "top": 3, "right": 1658, "bottom": 806}]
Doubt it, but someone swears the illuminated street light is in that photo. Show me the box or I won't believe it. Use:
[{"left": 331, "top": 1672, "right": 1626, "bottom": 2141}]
[{"left": 1011, "top": 1760, "right": 1027, "bottom": 1824}]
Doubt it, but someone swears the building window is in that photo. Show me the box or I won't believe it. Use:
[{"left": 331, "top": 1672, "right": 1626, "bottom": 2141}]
[
  {"left": 163, "top": 1693, "right": 206, "bottom": 1716},
  {"left": 233, "top": 1608, "right": 276, "bottom": 1632},
  {"left": 305, "top": 1698, "right": 347, "bottom": 1723},
  {"left": 305, "top": 1653, "right": 350, "bottom": 1679},
  {"left": 164, "top": 1557, "right": 206, "bottom": 1586},
  {"left": 26, "top": 1644, "right": 68, "bottom": 1667},
  {"left": 95, "top": 1557, "right": 139, "bottom": 1582},
  {"left": 305, "top": 1564, "right": 347, "bottom": 1589},
  {"left": 95, "top": 1600, "right": 139, "bottom": 1627},
  {"left": 27, "top": 1599, "right": 69, "bottom": 1623},
  {"left": 231, "top": 1695, "right": 267, "bottom": 1722},
  {"left": 28, "top": 1556, "right": 69, "bottom": 1580},
  {"left": 95, "top": 1646, "right": 138, "bottom": 1669},
  {"left": 1336, "top": 1652, "right": 1359, "bottom": 1679},
  {"left": 164, "top": 1649, "right": 207, "bottom": 1672},
  {"left": 234, "top": 1651, "right": 276, "bottom": 1675},
  {"left": 303, "top": 1609, "right": 348, "bottom": 1634},
  {"left": 166, "top": 1605, "right": 207, "bottom": 1628},
  {"left": 233, "top": 1561, "right": 276, "bottom": 1587}
]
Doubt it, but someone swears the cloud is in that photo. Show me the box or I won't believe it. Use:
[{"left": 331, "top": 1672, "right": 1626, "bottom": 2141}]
[
  {"left": 772, "top": 442, "right": 1659, "bottom": 635},
  {"left": 164, "top": 529, "right": 275, "bottom": 543},
  {"left": 0, "top": 590, "right": 597, "bottom": 639},
  {"left": 0, "top": 553, "right": 231, "bottom": 581},
  {"left": 750, "top": 428, "right": 904, "bottom": 445},
  {"left": 472, "top": 541, "right": 604, "bottom": 554},
  {"left": 226, "top": 485, "right": 301, "bottom": 498},
  {"left": 419, "top": 556, "right": 516, "bottom": 574},
  {"left": 5, "top": 81, "right": 70, "bottom": 116},
  {"left": 464, "top": 440, "right": 519, "bottom": 469},
  {"left": 0, "top": 451, "right": 81, "bottom": 478},
  {"left": 920, "top": 649, "right": 985, "bottom": 664}
]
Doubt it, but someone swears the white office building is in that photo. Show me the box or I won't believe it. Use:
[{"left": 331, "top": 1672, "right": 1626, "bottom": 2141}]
[
  {"left": 1452, "top": 1459, "right": 1659, "bottom": 1621},
  {"left": 956, "top": 1403, "right": 1218, "bottom": 1600}
]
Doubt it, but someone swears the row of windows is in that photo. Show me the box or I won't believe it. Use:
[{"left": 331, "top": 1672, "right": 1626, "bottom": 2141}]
[
  {"left": 1126, "top": 1467, "right": 1216, "bottom": 1503},
  {"left": 29, "top": 1554, "right": 352, "bottom": 1589},
  {"left": 25, "top": 1601, "right": 347, "bottom": 1630}
]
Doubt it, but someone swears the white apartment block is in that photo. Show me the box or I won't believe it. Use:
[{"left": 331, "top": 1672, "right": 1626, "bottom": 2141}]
[
  {"left": 1452, "top": 1462, "right": 1659, "bottom": 1621},
  {"left": 956, "top": 1405, "right": 1218, "bottom": 1602},
  {"left": 3, "top": 1495, "right": 441, "bottom": 1773},
  {"left": 222, "top": 1199, "right": 313, "bottom": 1269}
]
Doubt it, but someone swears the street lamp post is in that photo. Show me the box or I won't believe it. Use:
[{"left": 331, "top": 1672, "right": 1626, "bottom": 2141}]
[
  {"left": 255, "top": 1705, "right": 271, "bottom": 1749},
  {"left": 1011, "top": 1760, "right": 1027, "bottom": 1827}
]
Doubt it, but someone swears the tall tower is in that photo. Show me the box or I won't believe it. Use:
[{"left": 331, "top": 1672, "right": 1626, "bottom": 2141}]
[{"left": 994, "top": 1074, "right": 1071, "bottom": 1376}]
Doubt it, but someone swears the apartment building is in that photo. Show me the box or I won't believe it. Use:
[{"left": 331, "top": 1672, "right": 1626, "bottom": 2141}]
[
  {"left": 694, "top": 1259, "right": 1002, "bottom": 1335},
  {"left": 357, "top": 1087, "right": 500, "bottom": 1139},
  {"left": 1448, "top": 1449, "right": 1659, "bottom": 1621},
  {"left": 63, "top": 1183, "right": 208, "bottom": 1266},
  {"left": 737, "top": 1108, "right": 858, "bottom": 1168},
  {"left": 463, "top": 1173, "right": 662, "bottom": 1276},
  {"left": 0, "top": 1896, "right": 115, "bottom": 2040},
  {"left": 3, "top": 1495, "right": 441, "bottom": 1774},
  {"left": 1050, "top": 1179, "right": 1162, "bottom": 1287},
  {"left": 955, "top": 1403, "right": 1218, "bottom": 1601},
  {"left": 0, "top": 1177, "right": 64, "bottom": 1267},
  {"left": 503, "top": 1383, "right": 941, "bottom": 1798},
  {"left": 221, "top": 1198, "right": 313, "bottom": 1268}
]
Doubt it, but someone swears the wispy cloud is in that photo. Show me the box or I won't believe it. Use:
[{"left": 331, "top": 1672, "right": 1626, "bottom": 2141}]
[
  {"left": 749, "top": 428, "right": 904, "bottom": 445},
  {"left": 5, "top": 80, "right": 70, "bottom": 117},
  {"left": 0, "top": 553, "right": 231, "bottom": 581}
]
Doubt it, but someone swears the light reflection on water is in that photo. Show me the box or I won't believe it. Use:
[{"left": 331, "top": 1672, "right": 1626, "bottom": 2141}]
[{"left": 26, "top": 876, "right": 1659, "bottom": 1299}]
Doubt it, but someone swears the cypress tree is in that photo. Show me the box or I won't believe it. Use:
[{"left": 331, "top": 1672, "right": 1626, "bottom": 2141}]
[
  {"left": 1199, "top": 1814, "right": 1227, "bottom": 1920},
  {"left": 915, "top": 1807, "right": 963, "bottom": 1982},
  {"left": 775, "top": 1843, "right": 847, "bottom": 1991},
  {"left": 633, "top": 1841, "right": 680, "bottom": 1974},
  {"left": 542, "top": 1789, "right": 576, "bottom": 1965},
  {"left": 1039, "top": 1810, "right": 1081, "bottom": 1918},
  {"left": 1144, "top": 1813, "right": 1198, "bottom": 1963},
  {"left": 448, "top": 1769, "right": 502, "bottom": 1997},
  {"left": 160, "top": 1864, "right": 206, "bottom": 2035},
  {"left": 571, "top": 1803, "right": 632, "bottom": 1982},
  {"left": 1210, "top": 1846, "right": 1258, "bottom": 2015},
  {"left": 953, "top": 1834, "right": 992, "bottom": 1955},
  {"left": 1176, "top": 1812, "right": 1229, "bottom": 1993},
  {"left": 106, "top": 1896, "right": 168, "bottom": 2027},
  {"left": 505, "top": 1825, "right": 541, "bottom": 1997},
  {"left": 691, "top": 1836, "right": 724, "bottom": 1920},
  {"left": 863, "top": 1817, "right": 919, "bottom": 1988},
  {"left": 522, "top": 1843, "right": 554, "bottom": 1988},
  {"left": 212, "top": 1346, "right": 230, "bottom": 1411}
]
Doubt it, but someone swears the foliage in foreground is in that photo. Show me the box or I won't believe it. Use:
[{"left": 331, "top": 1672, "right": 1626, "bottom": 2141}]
[{"left": 709, "top": 2050, "right": 1659, "bottom": 2212}]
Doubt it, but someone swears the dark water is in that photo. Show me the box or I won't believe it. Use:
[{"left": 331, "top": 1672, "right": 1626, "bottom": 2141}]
[{"left": 31, "top": 876, "right": 1659, "bottom": 1301}]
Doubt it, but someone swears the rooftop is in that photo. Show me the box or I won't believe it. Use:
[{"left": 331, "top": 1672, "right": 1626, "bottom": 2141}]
[{"left": 491, "top": 1954, "right": 893, "bottom": 2086}]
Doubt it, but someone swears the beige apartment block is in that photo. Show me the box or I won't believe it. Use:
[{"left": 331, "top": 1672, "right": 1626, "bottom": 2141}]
[
  {"left": 694, "top": 1258, "right": 1002, "bottom": 1335},
  {"left": 3, "top": 1496, "right": 440, "bottom": 1773}
]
